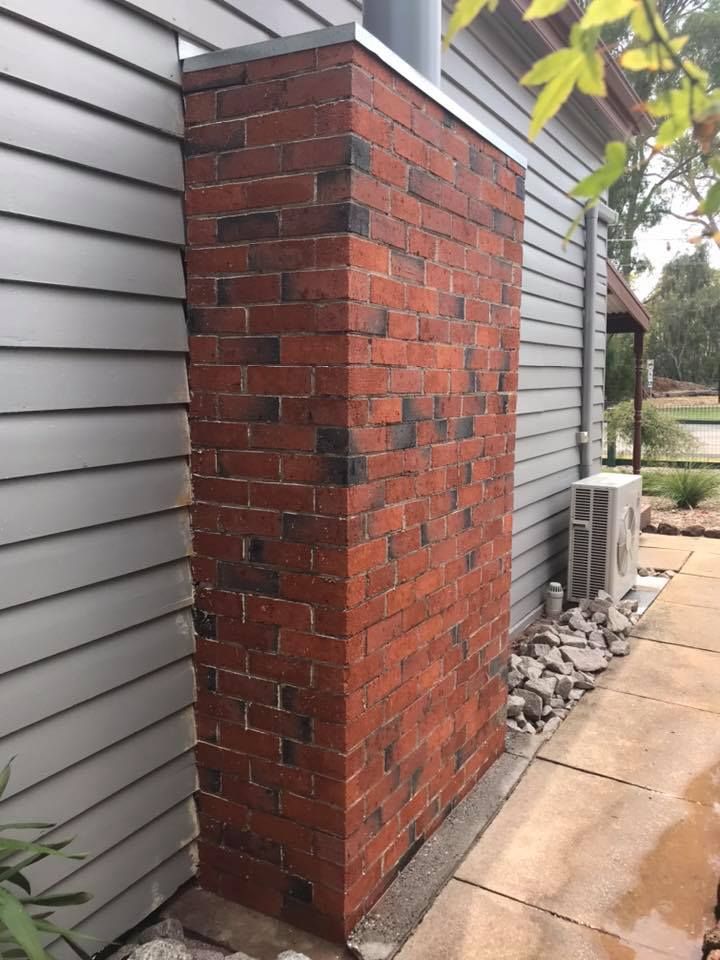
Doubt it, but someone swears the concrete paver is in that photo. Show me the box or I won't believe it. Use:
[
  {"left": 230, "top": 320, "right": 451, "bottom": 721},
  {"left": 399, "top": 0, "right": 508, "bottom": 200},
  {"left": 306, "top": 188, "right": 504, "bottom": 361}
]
[
  {"left": 682, "top": 550, "right": 720, "bottom": 578},
  {"left": 597, "top": 637, "right": 720, "bottom": 713},
  {"left": 640, "top": 533, "right": 720, "bottom": 552},
  {"left": 397, "top": 536, "right": 720, "bottom": 960},
  {"left": 660, "top": 572, "right": 720, "bottom": 608},
  {"left": 398, "top": 881, "right": 670, "bottom": 960},
  {"left": 631, "top": 599, "right": 720, "bottom": 652},
  {"left": 637, "top": 546, "right": 690, "bottom": 571},
  {"left": 539, "top": 686, "right": 720, "bottom": 803},
  {"left": 455, "top": 763, "right": 720, "bottom": 959}
]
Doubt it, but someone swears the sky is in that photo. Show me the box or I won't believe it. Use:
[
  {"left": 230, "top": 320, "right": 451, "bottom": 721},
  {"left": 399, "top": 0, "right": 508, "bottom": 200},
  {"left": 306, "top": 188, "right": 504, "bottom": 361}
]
[{"left": 632, "top": 212, "right": 720, "bottom": 299}]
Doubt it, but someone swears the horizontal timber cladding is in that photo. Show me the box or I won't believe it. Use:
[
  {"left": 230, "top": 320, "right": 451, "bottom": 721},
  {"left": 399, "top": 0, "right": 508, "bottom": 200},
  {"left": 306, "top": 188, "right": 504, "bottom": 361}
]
[
  {"left": 184, "top": 33, "right": 524, "bottom": 939},
  {"left": 0, "top": 0, "right": 196, "bottom": 952}
]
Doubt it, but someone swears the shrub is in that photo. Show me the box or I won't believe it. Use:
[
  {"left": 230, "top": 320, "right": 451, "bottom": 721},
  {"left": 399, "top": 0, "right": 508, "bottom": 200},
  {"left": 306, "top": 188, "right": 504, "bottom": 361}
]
[
  {"left": 0, "top": 760, "right": 91, "bottom": 960},
  {"left": 658, "top": 468, "right": 720, "bottom": 509},
  {"left": 606, "top": 400, "right": 697, "bottom": 460},
  {"left": 639, "top": 469, "right": 667, "bottom": 496}
]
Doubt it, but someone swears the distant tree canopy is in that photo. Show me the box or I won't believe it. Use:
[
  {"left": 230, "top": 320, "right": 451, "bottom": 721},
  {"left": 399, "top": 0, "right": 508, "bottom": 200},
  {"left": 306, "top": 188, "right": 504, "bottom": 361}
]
[
  {"left": 447, "top": 0, "right": 720, "bottom": 251},
  {"left": 646, "top": 244, "right": 720, "bottom": 383},
  {"left": 608, "top": 0, "right": 720, "bottom": 275}
]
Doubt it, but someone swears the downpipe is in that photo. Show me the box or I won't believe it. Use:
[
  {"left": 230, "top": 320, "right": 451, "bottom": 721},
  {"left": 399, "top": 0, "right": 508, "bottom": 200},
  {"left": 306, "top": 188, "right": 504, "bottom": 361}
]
[{"left": 579, "top": 203, "right": 617, "bottom": 478}]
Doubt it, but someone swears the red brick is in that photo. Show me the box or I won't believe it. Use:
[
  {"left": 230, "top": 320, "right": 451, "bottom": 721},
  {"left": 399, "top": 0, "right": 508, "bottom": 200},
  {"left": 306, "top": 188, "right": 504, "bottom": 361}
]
[
  {"left": 186, "top": 37, "right": 523, "bottom": 943},
  {"left": 186, "top": 246, "right": 249, "bottom": 276},
  {"left": 372, "top": 81, "right": 413, "bottom": 126},
  {"left": 243, "top": 174, "right": 315, "bottom": 208},
  {"left": 217, "top": 146, "right": 282, "bottom": 181},
  {"left": 246, "top": 107, "right": 316, "bottom": 146}
]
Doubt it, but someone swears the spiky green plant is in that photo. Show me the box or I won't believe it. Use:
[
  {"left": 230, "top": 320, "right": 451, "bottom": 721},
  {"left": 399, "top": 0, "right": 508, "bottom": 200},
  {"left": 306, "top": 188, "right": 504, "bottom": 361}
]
[
  {"left": 0, "top": 760, "right": 91, "bottom": 960},
  {"left": 658, "top": 468, "right": 720, "bottom": 509}
]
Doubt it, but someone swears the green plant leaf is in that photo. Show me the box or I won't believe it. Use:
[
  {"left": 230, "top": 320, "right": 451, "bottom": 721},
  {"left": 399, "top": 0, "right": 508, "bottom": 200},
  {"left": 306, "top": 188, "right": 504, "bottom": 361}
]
[
  {"left": 698, "top": 180, "right": 720, "bottom": 215},
  {"left": 530, "top": 68, "right": 580, "bottom": 139},
  {"left": 23, "top": 894, "right": 91, "bottom": 909},
  {"left": 521, "top": 47, "right": 582, "bottom": 86},
  {"left": 0, "top": 839, "right": 84, "bottom": 865},
  {"left": 31, "top": 920, "right": 101, "bottom": 945},
  {"left": 0, "top": 763, "right": 15, "bottom": 802},
  {"left": 444, "top": 0, "right": 499, "bottom": 46},
  {"left": 0, "top": 890, "right": 48, "bottom": 960},
  {"left": 0, "top": 826, "right": 54, "bottom": 834},
  {"left": 570, "top": 140, "right": 627, "bottom": 200},
  {"left": 580, "top": 0, "right": 636, "bottom": 28},
  {"left": 621, "top": 36, "right": 687, "bottom": 71},
  {"left": 523, "top": 0, "right": 569, "bottom": 20},
  {"left": 655, "top": 112, "right": 691, "bottom": 146},
  {"left": 2, "top": 872, "right": 31, "bottom": 897},
  {"left": 577, "top": 50, "right": 606, "bottom": 96}
]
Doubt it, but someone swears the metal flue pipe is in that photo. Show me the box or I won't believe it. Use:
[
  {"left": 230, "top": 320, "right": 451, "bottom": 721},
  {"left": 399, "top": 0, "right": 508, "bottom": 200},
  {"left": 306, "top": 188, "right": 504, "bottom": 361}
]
[{"left": 362, "top": 0, "right": 442, "bottom": 85}]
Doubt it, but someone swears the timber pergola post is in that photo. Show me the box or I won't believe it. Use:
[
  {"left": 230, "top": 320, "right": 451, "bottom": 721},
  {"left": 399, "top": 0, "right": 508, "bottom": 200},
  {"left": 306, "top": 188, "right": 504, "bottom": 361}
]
[
  {"left": 633, "top": 330, "right": 644, "bottom": 475},
  {"left": 606, "top": 263, "right": 650, "bottom": 475}
]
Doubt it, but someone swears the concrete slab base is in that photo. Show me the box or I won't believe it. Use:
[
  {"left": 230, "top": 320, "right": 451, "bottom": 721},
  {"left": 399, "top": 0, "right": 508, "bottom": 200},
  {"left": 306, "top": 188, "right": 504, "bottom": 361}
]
[
  {"left": 165, "top": 887, "right": 351, "bottom": 960},
  {"left": 347, "top": 752, "right": 531, "bottom": 960},
  {"left": 456, "top": 762, "right": 719, "bottom": 959},
  {"left": 598, "top": 637, "right": 720, "bottom": 713},
  {"left": 637, "top": 546, "right": 690, "bottom": 571},
  {"left": 397, "top": 880, "right": 669, "bottom": 960},
  {"left": 631, "top": 599, "right": 720, "bottom": 652},
  {"left": 661, "top": 572, "right": 720, "bottom": 609},
  {"left": 539, "top": 686, "right": 720, "bottom": 803}
]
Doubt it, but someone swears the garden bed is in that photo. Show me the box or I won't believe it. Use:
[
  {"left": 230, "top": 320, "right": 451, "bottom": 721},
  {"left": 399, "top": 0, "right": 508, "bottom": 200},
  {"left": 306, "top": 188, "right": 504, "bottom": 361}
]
[{"left": 642, "top": 494, "right": 720, "bottom": 537}]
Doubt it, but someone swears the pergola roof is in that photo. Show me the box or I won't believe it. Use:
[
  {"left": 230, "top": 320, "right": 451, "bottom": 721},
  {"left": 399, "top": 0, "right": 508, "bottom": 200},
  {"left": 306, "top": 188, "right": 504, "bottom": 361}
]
[{"left": 607, "top": 261, "right": 650, "bottom": 334}]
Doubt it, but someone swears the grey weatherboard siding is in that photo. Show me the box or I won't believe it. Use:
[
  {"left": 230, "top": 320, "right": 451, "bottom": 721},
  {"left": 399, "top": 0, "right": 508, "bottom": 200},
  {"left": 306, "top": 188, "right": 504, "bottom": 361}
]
[{"left": 0, "top": 0, "right": 609, "bottom": 948}]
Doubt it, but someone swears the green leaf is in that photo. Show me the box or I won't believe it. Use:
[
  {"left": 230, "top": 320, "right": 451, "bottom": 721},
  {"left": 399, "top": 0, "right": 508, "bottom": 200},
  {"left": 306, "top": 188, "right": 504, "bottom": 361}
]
[
  {"left": 444, "top": 0, "right": 499, "bottom": 47},
  {"left": 23, "top": 894, "right": 91, "bottom": 909},
  {"left": 0, "top": 839, "right": 84, "bottom": 865},
  {"left": 0, "top": 763, "right": 15, "bottom": 802},
  {"left": 698, "top": 181, "right": 720, "bottom": 215},
  {"left": 577, "top": 50, "right": 606, "bottom": 96},
  {"left": 655, "top": 112, "right": 691, "bottom": 146},
  {"left": 580, "top": 0, "right": 636, "bottom": 28},
  {"left": 0, "top": 889, "right": 48, "bottom": 960},
  {"left": 31, "top": 920, "right": 102, "bottom": 946},
  {"left": 0, "top": 826, "right": 54, "bottom": 834},
  {"left": 621, "top": 36, "right": 687, "bottom": 71},
  {"left": 521, "top": 47, "right": 583, "bottom": 86},
  {"left": 523, "top": 0, "right": 569, "bottom": 20},
  {"left": 2, "top": 872, "right": 31, "bottom": 897},
  {"left": 529, "top": 63, "right": 582, "bottom": 139},
  {"left": 570, "top": 140, "right": 627, "bottom": 200}
]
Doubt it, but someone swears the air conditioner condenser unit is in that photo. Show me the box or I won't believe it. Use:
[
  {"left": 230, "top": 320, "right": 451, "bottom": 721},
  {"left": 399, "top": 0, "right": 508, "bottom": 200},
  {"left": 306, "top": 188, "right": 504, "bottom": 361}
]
[{"left": 567, "top": 473, "right": 642, "bottom": 602}]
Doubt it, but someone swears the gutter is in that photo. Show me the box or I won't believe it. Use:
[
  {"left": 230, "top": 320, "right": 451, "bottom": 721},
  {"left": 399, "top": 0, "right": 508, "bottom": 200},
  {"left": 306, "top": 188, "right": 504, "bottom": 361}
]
[{"left": 580, "top": 202, "right": 617, "bottom": 478}]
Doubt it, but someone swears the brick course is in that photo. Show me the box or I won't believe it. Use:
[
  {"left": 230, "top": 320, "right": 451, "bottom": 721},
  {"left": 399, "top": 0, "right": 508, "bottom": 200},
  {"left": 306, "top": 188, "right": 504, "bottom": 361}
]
[{"left": 184, "top": 38, "right": 523, "bottom": 941}]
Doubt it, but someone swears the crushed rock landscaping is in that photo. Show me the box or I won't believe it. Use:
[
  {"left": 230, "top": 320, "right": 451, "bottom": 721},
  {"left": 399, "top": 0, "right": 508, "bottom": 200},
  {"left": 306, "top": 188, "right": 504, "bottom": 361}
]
[
  {"left": 115, "top": 920, "right": 311, "bottom": 960},
  {"left": 507, "top": 590, "right": 644, "bottom": 737}
]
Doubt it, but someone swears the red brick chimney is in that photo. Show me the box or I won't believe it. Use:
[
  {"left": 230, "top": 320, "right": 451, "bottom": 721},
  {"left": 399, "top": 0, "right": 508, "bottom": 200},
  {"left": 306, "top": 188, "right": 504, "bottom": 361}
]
[{"left": 183, "top": 26, "right": 524, "bottom": 941}]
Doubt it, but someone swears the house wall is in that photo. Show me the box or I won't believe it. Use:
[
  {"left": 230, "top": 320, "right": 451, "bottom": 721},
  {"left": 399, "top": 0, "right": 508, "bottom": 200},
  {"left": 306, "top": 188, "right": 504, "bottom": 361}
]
[
  {"left": 0, "top": 1, "right": 198, "bottom": 952},
  {"left": 0, "top": 0, "right": 610, "bottom": 949}
]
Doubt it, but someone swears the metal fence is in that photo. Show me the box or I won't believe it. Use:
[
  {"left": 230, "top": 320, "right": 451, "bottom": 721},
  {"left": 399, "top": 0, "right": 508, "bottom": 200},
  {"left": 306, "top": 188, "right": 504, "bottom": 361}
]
[
  {"left": 603, "top": 402, "right": 720, "bottom": 465},
  {"left": 663, "top": 404, "right": 720, "bottom": 462}
]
